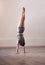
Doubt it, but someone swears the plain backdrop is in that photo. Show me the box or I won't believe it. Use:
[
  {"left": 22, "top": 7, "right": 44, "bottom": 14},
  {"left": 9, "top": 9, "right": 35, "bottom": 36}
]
[{"left": 0, "top": 0, "right": 45, "bottom": 46}]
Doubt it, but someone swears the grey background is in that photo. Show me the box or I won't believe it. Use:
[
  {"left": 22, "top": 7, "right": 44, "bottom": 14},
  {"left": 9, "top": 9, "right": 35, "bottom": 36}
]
[{"left": 0, "top": 0, "right": 45, "bottom": 46}]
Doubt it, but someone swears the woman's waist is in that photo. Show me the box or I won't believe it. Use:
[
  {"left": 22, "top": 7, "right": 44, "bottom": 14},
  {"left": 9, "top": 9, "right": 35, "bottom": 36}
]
[{"left": 17, "top": 33, "right": 23, "bottom": 36}]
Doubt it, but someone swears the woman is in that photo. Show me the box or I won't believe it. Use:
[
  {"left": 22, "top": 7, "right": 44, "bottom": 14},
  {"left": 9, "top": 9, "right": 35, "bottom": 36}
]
[{"left": 16, "top": 7, "right": 25, "bottom": 53}]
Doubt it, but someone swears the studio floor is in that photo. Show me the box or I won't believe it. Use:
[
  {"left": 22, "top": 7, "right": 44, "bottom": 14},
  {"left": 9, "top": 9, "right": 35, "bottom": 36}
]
[{"left": 0, "top": 47, "right": 45, "bottom": 65}]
